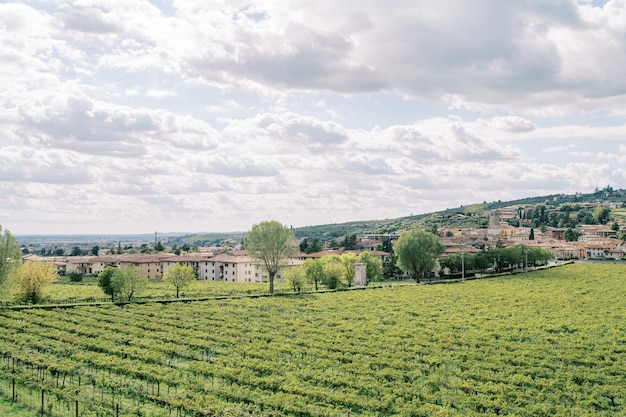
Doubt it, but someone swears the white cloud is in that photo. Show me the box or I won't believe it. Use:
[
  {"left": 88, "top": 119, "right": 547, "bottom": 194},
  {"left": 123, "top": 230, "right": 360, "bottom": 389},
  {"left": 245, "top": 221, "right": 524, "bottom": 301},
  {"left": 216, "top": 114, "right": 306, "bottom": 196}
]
[{"left": 1, "top": 1, "right": 625, "bottom": 234}]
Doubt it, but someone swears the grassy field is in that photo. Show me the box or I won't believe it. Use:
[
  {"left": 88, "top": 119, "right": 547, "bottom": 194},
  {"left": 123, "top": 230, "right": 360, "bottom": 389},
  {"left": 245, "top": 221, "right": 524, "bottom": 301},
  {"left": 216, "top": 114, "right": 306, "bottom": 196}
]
[
  {"left": 0, "top": 398, "right": 35, "bottom": 417},
  {"left": 0, "top": 263, "right": 625, "bottom": 416},
  {"left": 0, "top": 275, "right": 296, "bottom": 305}
]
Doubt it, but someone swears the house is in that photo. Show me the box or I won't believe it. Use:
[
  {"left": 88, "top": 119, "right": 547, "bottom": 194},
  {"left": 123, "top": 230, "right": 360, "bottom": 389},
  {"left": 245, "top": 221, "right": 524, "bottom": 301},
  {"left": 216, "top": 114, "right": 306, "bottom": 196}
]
[
  {"left": 162, "top": 254, "right": 214, "bottom": 280},
  {"left": 65, "top": 256, "right": 105, "bottom": 276},
  {"left": 204, "top": 252, "right": 258, "bottom": 282},
  {"left": 118, "top": 254, "right": 168, "bottom": 279}
]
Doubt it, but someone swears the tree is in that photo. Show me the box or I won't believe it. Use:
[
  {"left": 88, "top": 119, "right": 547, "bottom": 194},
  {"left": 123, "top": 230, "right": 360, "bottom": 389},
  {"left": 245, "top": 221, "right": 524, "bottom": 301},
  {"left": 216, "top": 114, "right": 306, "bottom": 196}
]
[
  {"left": 358, "top": 251, "right": 383, "bottom": 282},
  {"left": 154, "top": 241, "right": 165, "bottom": 252},
  {"left": 98, "top": 267, "right": 119, "bottom": 302},
  {"left": 68, "top": 271, "right": 83, "bottom": 282},
  {"left": 322, "top": 255, "right": 344, "bottom": 289},
  {"left": 341, "top": 253, "right": 358, "bottom": 286},
  {"left": 529, "top": 228, "right": 535, "bottom": 240},
  {"left": 303, "top": 258, "right": 324, "bottom": 290},
  {"left": 306, "top": 237, "right": 322, "bottom": 254},
  {"left": 284, "top": 265, "right": 306, "bottom": 293},
  {"left": 71, "top": 247, "right": 82, "bottom": 256},
  {"left": 16, "top": 261, "right": 58, "bottom": 304},
  {"left": 473, "top": 252, "right": 491, "bottom": 275},
  {"left": 112, "top": 267, "right": 148, "bottom": 301},
  {"left": 593, "top": 206, "right": 611, "bottom": 225},
  {"left": 0, "top": 225, "right": 21, "bottom": 288},
  {"left": 91, "top": 245, "right": 100, "bottom": 256},
  {"left": 163, "top": 263, "right": 195, "bottom": 298},
  {"left": 394, "top": 229, "right": 444, "bottom": 282},
  {"left": 245, "top": 220, "right": 296, "bottom": 294},
  {"left": 564, "top": 228, "right": 582, "bottom": 242},
  {"left": 381, "top": 239, "right": 402, "bottom": 279},
  {"left": 342, "top": 234, "right": 359, "bottom": 250}
]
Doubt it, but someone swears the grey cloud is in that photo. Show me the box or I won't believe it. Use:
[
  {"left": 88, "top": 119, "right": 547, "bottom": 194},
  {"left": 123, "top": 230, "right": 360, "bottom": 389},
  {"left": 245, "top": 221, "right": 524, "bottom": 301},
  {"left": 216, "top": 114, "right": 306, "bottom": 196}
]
[
  {"left": 344, "top": 155, "right": 397, "bottom": 175},
  {"left": 209, "top": 157, "right": 279, "bottom": 177},
  {"left": 0, "top": 147, "right": 95, "bottom": 184},
  {"left": 59, "top": 9, "right": 120, "bottom": 34},
  {"left": 491, "top": 116, "right": 537, "bottom": 133}
]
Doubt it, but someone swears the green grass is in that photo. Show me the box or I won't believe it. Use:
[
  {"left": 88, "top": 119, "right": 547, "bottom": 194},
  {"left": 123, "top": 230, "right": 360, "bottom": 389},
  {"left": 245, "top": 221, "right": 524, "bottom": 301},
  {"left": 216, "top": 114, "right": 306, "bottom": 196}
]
[
  {"left": 0, "top": 398, "right": 35, "bottom": 417},
  {"left": 1, "top": 276, "right": 295, "bottom": 305},
  {"left": 1, "top": 263, "right": 625, "bottom": 416}
]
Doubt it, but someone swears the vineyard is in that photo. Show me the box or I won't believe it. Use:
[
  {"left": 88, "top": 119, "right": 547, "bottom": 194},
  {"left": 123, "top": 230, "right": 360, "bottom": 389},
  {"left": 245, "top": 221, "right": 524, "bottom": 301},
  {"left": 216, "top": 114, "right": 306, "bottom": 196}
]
[
  {"left": 0, "top": 263, "right": 625, "bottom": 416},
  {"left": 0, "top": 278, "right": 295, "bottom": 306}
]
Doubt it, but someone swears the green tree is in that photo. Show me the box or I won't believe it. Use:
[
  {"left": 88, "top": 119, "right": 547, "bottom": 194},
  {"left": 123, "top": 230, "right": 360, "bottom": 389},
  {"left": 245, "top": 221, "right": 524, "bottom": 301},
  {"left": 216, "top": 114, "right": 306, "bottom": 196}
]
[
  {"left": 322, "top": 255, "right": 344, "bottom": 289},
  {"left": 394, "top": 229, "right": 445, "bottom": 282},
  {"left": 68, "top": 271, "right": 83, "bottom": 282},
  {"left": 593, "top": 206, "right": 611, "bottom": 225},
  {"left": 16, "top": 261, "right": 58, "bottom": 304},
  {"left": 71, "top": 246, "right": 82, "bottom": 256},
  {"left": 473, "top": 252, "right": 491, "bottom": 275},
  {"left": 564, "top": 228, "right": 582, "bottom": 242},
  {"left": 91, "top": 245, "right": 100, "bottom": 256},
  {"left": 303, "top": 258, "right": 324, "bottom": 290},
  {"left": 306, "top": 237, "right": 323, "bottom": 254},
  {"left": 341, "top": 253, "right": 358, "bottom": 286},
  {"left": 163, "top": 263, "right": 195, "bottom": 298},
  {"left": 154, "top": 240, "right": 165, "bottom": 252},
  {"left": 358, "top": 251, "right": 383, "bottom": 282},
  {"left": 98, "top": 266, "right": 119, "bottom": 302},
  {"left": 342, "top": 234, "right": 358, "bottom": 250},
  {"left": 529, "top": 228, "right": 535, "bottom": 240},
  {"left": 245, "top": 220, "right": 296, "bottom": 294},
  {"left": 284, "top": 265, "right": 306, "bottom": 293},
  {"left": 0, "top": 225, "right": 21, "bottom": 288},
  {"left": 381, "top": 239, "right": 402, "bottom": 278},
  {"left": 112, "top": 267, "right": 148, "bottom": 301},
  {"left": 299, "top": 238, "right": 309, "bottom": 253}
]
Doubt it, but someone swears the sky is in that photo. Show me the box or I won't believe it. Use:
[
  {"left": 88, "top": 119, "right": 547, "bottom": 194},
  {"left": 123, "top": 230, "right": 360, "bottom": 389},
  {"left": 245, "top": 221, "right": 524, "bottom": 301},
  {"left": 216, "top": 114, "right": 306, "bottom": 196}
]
[{"left": 2, "top": 0, "right": 626, "bottom": 235}]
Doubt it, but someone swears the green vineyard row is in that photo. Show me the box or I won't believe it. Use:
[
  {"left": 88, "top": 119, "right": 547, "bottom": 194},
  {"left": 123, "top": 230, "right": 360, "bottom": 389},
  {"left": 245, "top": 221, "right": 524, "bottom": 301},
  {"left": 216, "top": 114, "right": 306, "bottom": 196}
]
[{"left": 0, "top": 263, "right": 625, "bottom": 416}]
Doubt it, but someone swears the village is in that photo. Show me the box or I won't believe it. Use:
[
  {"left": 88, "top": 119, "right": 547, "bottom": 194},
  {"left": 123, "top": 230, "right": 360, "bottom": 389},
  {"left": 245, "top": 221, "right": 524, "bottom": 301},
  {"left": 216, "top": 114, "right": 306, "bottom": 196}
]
[{"left": 19, "top": 200, "right": 626, "bottom": 285}]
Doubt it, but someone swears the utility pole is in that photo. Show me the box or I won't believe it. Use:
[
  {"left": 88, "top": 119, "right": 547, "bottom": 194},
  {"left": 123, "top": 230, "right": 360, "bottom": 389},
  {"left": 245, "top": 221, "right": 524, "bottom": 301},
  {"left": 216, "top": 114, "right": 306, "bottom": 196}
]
[{"left": 461, "top": 249, "right": 465, "bottom": 281}]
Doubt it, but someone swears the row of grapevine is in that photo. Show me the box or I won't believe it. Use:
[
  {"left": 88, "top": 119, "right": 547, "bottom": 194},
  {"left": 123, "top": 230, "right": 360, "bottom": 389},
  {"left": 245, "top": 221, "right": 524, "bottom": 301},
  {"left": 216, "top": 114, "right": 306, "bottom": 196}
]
[{"left": 1, "top": 263, "right": 625, "bottom": 416}]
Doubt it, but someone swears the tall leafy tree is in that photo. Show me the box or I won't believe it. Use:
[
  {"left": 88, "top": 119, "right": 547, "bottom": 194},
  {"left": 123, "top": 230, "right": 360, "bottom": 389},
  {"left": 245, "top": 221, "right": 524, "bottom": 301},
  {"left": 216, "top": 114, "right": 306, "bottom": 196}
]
[
  {"left": 322, "top": 255, "right": 344, "bottom": 289},
  {"left": 341, "top": 253, "right": 358, "bottom": 286},
  {"left": 358, "top": 251, "right": 383, "bottom": 282},
  {"left": 98, "top": 266, "right": 119, "bottom": 302},
  {"left": 284, "top": 265, "right": 306, "bottom": 293},
  {"left": 0, "top": 225, "right": 21, "bottom": 288},
  {"left": 306, "top": 237, "right": 323, "bottom": 254},
  {"left": 395, "top": 229, "right": 445, "bottom": 282},
  {"left": 303, "top": 258, "right": 324, "bottom": 290},
  {"left": 245, "top": 220, "right": 296, "bottom": 294},
  {"left": 16, "top": 261, "right": 58, "bottom": 304},
  {"left": 112, "top": 267, "right": 148, "bottom": 301},
  {"left": 163, "top": 263, "right": 195, "bottom": 298}
]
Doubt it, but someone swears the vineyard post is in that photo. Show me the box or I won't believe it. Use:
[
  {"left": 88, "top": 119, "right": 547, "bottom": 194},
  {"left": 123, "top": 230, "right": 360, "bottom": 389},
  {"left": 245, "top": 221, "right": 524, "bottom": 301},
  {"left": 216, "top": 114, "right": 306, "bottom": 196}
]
[
  {"left": 75, "top": 390, "right": 79, "bottom": 417},
  {"left": 12, "top": 360, "right": 15, "bottom": 402},
  {"left": 40, "top": 384, "right": 44, "bottom": 416}
]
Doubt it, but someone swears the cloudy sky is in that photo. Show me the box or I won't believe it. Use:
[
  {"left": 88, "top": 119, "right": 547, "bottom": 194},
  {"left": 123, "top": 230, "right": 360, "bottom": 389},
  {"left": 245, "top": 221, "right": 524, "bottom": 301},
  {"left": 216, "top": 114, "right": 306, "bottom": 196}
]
[{"left": 2, "top": 0, "right": 626, "bottom": 235}]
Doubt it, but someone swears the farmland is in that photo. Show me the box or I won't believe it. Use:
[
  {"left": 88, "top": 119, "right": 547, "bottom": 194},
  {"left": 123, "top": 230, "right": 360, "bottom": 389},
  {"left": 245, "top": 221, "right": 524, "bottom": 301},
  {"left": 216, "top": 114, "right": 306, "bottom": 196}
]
[{"left": 0, "top": 263, "right": 625, "bottom": 416}]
